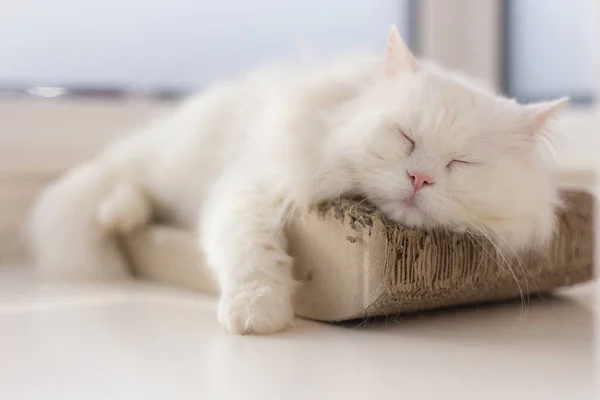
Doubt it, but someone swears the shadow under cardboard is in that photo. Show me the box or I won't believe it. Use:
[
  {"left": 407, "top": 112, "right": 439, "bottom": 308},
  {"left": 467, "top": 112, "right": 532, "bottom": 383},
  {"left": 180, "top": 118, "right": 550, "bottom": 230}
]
[{"left": 334, "top": 289, "right": 594, "bottom": 355}]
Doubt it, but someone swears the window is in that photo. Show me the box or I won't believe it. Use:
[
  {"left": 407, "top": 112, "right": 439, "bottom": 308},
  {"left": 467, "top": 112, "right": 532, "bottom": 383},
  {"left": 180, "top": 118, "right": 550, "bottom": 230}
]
[
  {"left": 0, "top": 0, "right": 412, "bottom": 95},
  {"left": 1, "top": 1, "right": 597, "bottom": 167},
  {"left": 503, "top": 0, "right": 597, "bottom": 104}
]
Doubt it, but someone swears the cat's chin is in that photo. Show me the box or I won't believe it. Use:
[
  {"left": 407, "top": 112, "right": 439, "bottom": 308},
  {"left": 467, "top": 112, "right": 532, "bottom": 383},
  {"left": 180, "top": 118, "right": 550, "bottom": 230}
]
[{"left": 376, "top": 199, "right": 429, "bottom": 228}]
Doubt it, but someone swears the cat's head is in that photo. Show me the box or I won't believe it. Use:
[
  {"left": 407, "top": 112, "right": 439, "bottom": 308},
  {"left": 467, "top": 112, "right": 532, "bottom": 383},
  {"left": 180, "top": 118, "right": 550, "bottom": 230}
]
[{"left": 332, "top": 26, "right": 567, "bottom": 251}]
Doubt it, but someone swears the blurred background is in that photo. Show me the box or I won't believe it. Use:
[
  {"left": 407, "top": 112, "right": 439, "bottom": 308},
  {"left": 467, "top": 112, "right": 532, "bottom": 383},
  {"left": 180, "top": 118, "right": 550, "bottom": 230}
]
[{"left": 0, "top": 0, "right": 597, "bottom": 102}]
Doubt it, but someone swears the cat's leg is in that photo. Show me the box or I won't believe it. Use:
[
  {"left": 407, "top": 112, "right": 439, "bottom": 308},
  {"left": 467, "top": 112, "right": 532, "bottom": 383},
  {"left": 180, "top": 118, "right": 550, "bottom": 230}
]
[
  {"left": 29, "top": 164, "right": 150, "bottom": 281},
  {"left": 201, "top": 171, "right": 299, "bottom": 335}
]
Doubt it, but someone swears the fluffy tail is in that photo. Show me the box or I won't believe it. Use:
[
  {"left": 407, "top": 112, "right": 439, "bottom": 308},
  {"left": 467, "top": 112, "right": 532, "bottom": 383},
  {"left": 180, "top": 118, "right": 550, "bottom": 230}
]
[{"left": 28, "top": 160, "right": 151, "bottom": 281}]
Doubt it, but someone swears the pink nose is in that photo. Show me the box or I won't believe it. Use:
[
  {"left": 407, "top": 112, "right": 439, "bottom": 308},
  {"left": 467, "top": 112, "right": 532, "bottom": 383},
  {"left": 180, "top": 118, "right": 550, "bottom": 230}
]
[{"left": 408, "top": 171, "right": 434, "bottom": 191}]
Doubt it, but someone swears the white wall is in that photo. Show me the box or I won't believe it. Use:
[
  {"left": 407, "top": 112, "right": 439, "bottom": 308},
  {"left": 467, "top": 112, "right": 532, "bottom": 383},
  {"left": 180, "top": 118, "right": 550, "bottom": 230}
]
[{"left": 0, "top": 0, "right": 408, "bottom": 89}]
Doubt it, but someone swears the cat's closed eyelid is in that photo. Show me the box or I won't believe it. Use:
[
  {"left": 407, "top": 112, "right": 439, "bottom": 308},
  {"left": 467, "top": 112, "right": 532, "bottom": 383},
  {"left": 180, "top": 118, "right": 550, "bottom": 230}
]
[
  {"left": 446, "top": 159, "right": 474, "bottom": 169},
  {"left": 399, "top": 130, "right": 414, "bottom": 142},
  {"left": 398, "top": 130, "right": 415, "bottom": 152}
]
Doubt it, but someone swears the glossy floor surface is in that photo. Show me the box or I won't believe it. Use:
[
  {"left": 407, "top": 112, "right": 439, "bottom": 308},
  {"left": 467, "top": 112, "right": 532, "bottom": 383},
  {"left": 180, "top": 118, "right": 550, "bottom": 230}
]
[{"left": 0, "top": 269, "right": 596, "bottom": 400}]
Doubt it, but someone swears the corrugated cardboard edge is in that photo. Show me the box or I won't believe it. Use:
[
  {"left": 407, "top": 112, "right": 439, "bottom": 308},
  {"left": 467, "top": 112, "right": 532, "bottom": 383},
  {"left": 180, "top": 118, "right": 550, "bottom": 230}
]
[{"left": 359, "top": 190, "right": 595, "bottom": 319}]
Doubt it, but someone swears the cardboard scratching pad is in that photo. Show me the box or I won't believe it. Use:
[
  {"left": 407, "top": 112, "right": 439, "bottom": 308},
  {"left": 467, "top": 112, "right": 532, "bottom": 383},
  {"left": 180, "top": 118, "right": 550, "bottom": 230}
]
[{"left": 124, "top": 190, "right": 594, "bottom": 322}]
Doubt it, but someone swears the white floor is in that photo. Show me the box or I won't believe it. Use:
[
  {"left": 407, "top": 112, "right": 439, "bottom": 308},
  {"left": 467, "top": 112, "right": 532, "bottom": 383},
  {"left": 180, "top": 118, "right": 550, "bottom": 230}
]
[{"left": 0, "top": 269, "right": 596, "bottom": 400}]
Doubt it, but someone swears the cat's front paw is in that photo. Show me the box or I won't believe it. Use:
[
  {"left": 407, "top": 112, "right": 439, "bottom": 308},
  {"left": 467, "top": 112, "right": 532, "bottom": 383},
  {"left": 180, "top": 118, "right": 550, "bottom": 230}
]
[{"left": 218, "top": 282, "right": 295, "bottom": 335}]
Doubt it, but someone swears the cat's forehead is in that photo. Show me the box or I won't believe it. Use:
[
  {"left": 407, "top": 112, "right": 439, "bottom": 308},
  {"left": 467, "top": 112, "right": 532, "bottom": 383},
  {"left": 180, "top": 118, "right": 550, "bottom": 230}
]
[
  {"left": 409, "top": 73, "right": 511, "bottom": 141},
  {"left": 424, "top": 72, "right": 502, "bottom": 113}
]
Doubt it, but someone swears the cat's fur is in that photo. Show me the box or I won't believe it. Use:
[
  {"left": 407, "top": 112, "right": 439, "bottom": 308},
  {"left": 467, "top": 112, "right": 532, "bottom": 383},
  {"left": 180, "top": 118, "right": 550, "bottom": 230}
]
[{"left": 28, "top": 26, "right": 567, "bottom": 334}]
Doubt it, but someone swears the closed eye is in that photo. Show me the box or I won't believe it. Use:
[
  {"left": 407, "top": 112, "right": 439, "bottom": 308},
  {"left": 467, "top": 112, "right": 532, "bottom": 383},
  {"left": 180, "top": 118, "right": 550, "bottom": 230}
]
[
  {"left": 446, "top": 159, "right": 472, "bottom": 169},
  {"left": 400, "top": 131, "right": 415, "bottom": 153}
]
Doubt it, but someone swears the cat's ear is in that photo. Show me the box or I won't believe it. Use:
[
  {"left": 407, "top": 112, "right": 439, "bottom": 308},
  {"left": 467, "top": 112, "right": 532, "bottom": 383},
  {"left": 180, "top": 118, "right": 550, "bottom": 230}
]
[
  {"left": 385, "top": 25, "right": 418, "bottom": 77},
  {"left": 523, "top": 97, "right": 569, "bottom": 135}
]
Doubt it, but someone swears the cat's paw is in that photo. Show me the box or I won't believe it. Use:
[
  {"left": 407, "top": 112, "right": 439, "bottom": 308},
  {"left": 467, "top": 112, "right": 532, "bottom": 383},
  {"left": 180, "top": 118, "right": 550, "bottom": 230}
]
[
  {"left": 97, "top": 183, "right": 151, "bottom": 234},
  {"left": 218, "top": 282, "right": 295, "bottom": 335}
]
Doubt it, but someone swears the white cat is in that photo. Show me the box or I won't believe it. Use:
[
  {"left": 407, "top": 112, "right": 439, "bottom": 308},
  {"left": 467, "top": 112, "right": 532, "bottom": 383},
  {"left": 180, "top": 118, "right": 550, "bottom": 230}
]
[{"left": 28, "top": 26, "right": 567, "bottom": 335}]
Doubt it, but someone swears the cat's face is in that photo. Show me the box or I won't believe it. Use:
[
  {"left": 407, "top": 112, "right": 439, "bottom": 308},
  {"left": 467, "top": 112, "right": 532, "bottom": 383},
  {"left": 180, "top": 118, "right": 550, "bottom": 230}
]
[{"left": 338, "top": 26, "right": 566, "bottom": 250}]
